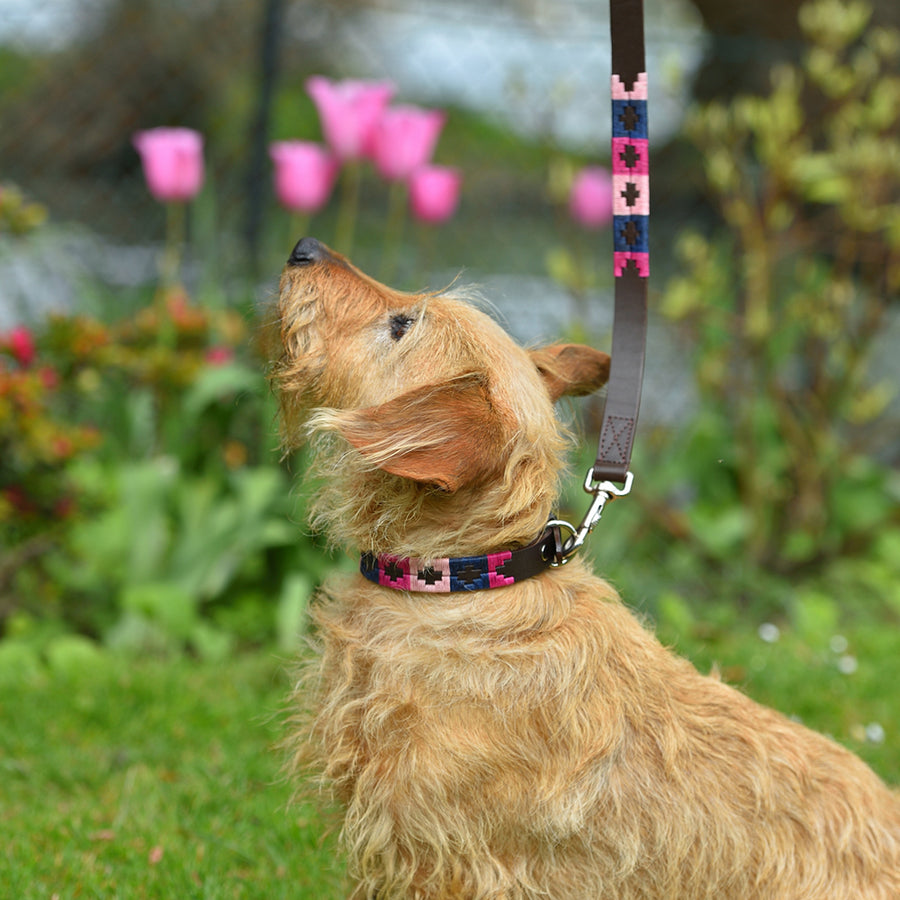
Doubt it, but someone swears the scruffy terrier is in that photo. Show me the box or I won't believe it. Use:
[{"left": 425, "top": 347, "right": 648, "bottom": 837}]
[{"left": 273, "top": 237, "right": 900, "bottom": 899}]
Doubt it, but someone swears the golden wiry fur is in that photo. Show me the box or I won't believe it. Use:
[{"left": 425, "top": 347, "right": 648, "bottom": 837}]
[{"left": 272, "top": 239, "right": 900, "bottom": 899}]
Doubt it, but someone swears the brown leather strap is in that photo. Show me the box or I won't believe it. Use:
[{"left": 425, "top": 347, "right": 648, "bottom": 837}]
[
  {"left": 611, "top": 0, "right": 647, "bottom": 89},
  {"left": 594, "top": 266, "right": 647, "bottom": 482},
  {"left": 595, "top": 0, "right": 648, "bottom": 484}
]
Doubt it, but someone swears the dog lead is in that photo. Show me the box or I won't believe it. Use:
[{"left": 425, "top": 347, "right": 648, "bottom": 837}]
[{"left": 547, "top": 0, "right": 649, "bottom": 563}]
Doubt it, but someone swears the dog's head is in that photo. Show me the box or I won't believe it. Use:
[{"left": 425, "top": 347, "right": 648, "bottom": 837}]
[{"left": 273, "top": 237, "right": 610, "bottom": 555}]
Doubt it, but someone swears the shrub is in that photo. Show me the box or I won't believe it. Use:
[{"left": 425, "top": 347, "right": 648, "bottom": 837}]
[{"left": 0, "top": 284, "right": 328, "bottom": 654}]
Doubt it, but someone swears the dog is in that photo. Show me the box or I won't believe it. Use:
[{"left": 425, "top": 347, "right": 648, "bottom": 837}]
[{"left": 272, "top": 237, "right": 900, "bottom": 899}]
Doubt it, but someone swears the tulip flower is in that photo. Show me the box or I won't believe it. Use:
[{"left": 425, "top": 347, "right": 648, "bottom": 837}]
[
  {"left": 305, "top": 77, "right": 395, "bottom": 162},
  {"left": 370, "top": 105, "right": 447, "bottom": 281},
  {"left": 370, "top": 105, "right": 446, "bottom": 182},
  {"left": 269, "top": 141, "right": 339, "bottom": 214},
  {"left": 133, "top": 127, "right": 205, "bottom": 287},
  {"left": 569, "top": 166, "right": 613, "bottom": 229},
  {"left": 305, "top": 76, "right": 395, "bottom": 255},
  {"left": 132, "top": 127, "right": 205, "bottom": 203},
  {"left": 409, "top": 166, "right": 462, "bottom": 224}
]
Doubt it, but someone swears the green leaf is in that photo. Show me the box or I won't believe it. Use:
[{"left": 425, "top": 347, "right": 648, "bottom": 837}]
[
  {"left": 277, "top": 573, "right": 312, "bottom": 652},
  {"left": 44, "top": 635, "right": 107, "bottom": 677},
  {"left": 182, "top": 362, "right": 265, "bottom": 419},
  {"left": 687, "top": 504, "right": 750, "bottom": 558},
  {"left": 0, "top": 641, "right": 43, "bottom": 683},
  {"left": 657, "top": 591, "right": 695, "bottom": 636},
  {"left": 189, "top": 622, "right": 234, "bottom": 663},
  {"left": 121, "top": 582, "right": 198, "bottom": 641}
]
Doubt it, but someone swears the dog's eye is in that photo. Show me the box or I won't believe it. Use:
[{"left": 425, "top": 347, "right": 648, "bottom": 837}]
[{"left": 389, "top": 314, "right": 415, "bottom": 341}]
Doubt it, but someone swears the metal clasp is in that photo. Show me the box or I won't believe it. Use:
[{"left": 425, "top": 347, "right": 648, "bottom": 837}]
[{"left": 547, "top": 469, "right": 634, "bottom": 566}]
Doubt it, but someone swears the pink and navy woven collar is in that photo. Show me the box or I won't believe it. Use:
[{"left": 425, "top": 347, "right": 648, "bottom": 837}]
[{"left": 361, "top": 530, "right": 558, "bottom": 593}]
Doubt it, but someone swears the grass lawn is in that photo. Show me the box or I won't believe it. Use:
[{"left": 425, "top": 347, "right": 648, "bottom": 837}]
[
  {"left": 0, "top": 653, "right": 349, "bottom": 899},
  {"left": 1, "top": 617, "right": 898, "bottom": 898}
]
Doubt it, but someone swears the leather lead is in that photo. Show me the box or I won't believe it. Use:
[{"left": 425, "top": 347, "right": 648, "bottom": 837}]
[{"left": 596, "top": 0, "right": 648, "bottom": 484}]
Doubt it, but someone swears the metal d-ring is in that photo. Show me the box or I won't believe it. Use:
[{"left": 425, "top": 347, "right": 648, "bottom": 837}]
[{"left": 546, "top": 470, "right": 634, "bottom": 566}]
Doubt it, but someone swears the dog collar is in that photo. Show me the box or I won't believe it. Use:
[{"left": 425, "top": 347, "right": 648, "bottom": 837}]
[{"left": 360, "top": 529, "right": 558, "bottom": 593}]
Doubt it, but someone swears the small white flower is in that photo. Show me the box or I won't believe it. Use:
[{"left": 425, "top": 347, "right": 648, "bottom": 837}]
[
  {"left": 829, "top": 634, "right": 849, "bottom": 654},
  {"left": 758, "top": 623, "right": 780, "bottom": 643},
  {"left": 865, "top": 723, "right": 885, "bottom": 744},
  {"left": 837, "top": 655, "right": 858, "bottom": 675}
]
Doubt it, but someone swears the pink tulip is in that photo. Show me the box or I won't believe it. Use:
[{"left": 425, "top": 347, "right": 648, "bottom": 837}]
[
  {"left": 370, "top": 105, "right": 446, "bottom": 182},
  {"left": 2, "top": 325, "right": 36, "bottom": 367},
  {"left": 269, "top": 141, "right": 339, "bottom": 213},
  {"left": 133, "top": 127, "right": 205, "bottom": 203},
  {"left": 305, "top": 76, "right": 395, "bottom": 162},
  {"left": 409, "top": 166, "right": 462, "bottom": 224},
  {"left": 569, "top": 166, "right": 613, "bottom": 229}
]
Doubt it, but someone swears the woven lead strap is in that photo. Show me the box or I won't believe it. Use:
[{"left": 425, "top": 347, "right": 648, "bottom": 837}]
[{"left": 595, "top": 0, "right": 648, "bottom": 484}]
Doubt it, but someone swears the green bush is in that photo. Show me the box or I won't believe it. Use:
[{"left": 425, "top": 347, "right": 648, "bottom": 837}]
[{"left": 0, "top": 280, "right": 331, "bottom": 655}]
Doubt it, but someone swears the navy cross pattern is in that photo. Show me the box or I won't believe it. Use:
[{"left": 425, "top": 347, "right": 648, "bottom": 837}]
[{"left": 611, "top": 80, "right": 649, "bottom": 276}]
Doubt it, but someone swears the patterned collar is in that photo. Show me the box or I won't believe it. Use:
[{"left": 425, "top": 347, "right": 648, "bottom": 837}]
[{"left": 360, "top": 529, "right": 558, "bottom": 593}]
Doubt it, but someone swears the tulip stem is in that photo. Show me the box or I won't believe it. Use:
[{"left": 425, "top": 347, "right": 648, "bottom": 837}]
[
  {"left": 161, "top": 201, "right": 187, "bottom": 288},
  {"left": 415, "top": 225, "right": 437, "bottom": 288},
  {"left": 380, "top": 180, "right": 408, "bottom": 284},
  {"left": 333, "top": 161, "right": 361, "bottom": 257}
]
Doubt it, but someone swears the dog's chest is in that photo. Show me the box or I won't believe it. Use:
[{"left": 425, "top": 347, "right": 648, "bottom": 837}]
[{"left": 313, "top": 593, "right": 628, "bottom": 832}]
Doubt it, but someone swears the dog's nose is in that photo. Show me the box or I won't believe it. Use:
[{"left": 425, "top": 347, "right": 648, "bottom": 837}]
[{"left": 288, "top": 237, "right": 326, "bottom": 267}]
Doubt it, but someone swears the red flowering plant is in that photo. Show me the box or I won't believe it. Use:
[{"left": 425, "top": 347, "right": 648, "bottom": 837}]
[
  {"left": 0, "top": 324, "right": 101, "bottom": 553},
  {"left": 35, "top": 291, "right": 255, "bottom": 468},
  {"left": 0, "top": 292, "right": 290, "bottom": 645}
]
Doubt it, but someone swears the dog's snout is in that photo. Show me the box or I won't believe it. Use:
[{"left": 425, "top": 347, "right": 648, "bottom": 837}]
[{"left": 288, "top": 236, "right": 326, "bottom": 267}]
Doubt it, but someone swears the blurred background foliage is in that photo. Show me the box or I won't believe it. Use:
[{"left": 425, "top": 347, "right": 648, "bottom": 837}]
[
  {"left": 603, "top": 0, "right": 900, "bottom": 617},
  {"left": 0, "top": 0, "right": 898, "bottom": 677}
]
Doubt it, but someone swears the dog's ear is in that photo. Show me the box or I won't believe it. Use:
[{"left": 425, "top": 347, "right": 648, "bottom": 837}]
[
  {"left": 323, "top": 376, "right": 503, "bottom": 492},
  {"left": 530, "top": 343, "right": 610, "bottom": 402}
]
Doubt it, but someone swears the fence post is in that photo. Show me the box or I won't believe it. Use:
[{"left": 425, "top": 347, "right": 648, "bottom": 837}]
[{"left": 244, "top": 0, "right": 285, "bottom": 277}]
